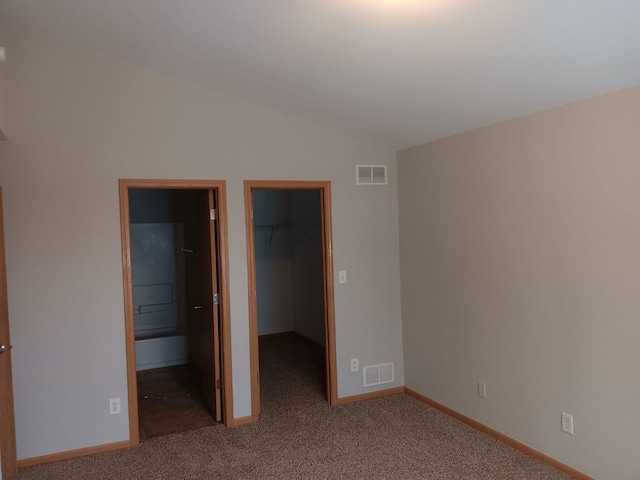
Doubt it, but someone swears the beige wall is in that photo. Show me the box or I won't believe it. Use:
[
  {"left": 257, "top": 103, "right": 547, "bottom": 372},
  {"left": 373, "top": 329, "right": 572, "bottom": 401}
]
[
  {"left": 398, "top": 85, "right": 640, "bottom": 479},
  {"left": 0, "top": 24, "right": 404, "bottom": 460}
]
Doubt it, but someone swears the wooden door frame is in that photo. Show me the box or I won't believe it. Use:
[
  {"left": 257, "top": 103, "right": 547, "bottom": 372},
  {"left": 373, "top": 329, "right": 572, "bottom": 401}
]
[
  {"left": 0, "top": 188, "right": 17, "bottom": 478},
  {"left": 119, "top": 179, "right": 234, "bottom": 446},
  {"left": 244, "top": 180, "right": 338, "bottom": 421}
]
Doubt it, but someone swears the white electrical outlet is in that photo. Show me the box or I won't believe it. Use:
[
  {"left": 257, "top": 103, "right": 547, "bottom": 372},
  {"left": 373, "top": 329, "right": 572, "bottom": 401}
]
[
  {"left": 109, "top": 397, "right": 121, "bottom": 415},
  {"left": 561, "top": 412, "right": 574, "bottom": 435},
  {"left": 477, "top": 381, "right": 487, "bottom": 399},
  {"left": 350, "top": 358, "right": 359, "bottom": 372}
]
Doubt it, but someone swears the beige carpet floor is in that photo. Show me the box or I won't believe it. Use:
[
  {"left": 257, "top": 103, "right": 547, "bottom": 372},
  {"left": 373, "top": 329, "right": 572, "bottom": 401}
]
[{"left": 15, "top": 334, "right": 572, "bottom": 479}]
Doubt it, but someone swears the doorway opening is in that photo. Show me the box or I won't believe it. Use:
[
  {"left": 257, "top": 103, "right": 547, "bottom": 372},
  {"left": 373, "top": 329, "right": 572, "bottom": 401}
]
[
  {"left": 119, "top": 180, "right": 233, "bottom": 446},
  {"left": 244, "top": 181, "right": 337, "bottom": 421}
]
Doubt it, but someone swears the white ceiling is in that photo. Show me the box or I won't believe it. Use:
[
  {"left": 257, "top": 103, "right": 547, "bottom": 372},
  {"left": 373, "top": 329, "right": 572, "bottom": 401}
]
[{"left": 2, "top": 0, "right": 640, "bottom": 149}]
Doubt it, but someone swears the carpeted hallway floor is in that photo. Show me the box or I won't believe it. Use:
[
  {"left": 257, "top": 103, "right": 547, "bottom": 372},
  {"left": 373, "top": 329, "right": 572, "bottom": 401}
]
[{"left": 15, "top": 334, "right": 572, "bottom": 479}]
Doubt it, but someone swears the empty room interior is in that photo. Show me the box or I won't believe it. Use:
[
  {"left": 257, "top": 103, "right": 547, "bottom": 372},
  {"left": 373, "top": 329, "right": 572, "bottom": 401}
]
[{"left": 1, "top": 1, "right": 639, "bottom": 479}]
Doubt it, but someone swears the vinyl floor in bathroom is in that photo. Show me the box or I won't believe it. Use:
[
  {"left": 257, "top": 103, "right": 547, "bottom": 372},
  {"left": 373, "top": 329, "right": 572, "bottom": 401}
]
[{"left": 136, "top": 363, "right": 217, "bottom": 441}]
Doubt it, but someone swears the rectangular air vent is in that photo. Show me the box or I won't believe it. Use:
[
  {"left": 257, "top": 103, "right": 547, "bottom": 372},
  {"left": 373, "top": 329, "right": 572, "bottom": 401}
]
[
  {"left": 356, "top": 165, "right": 388, "bottom": 185},
  {"left": 363, "top": 362, "right": 395, "bottom": 387}
]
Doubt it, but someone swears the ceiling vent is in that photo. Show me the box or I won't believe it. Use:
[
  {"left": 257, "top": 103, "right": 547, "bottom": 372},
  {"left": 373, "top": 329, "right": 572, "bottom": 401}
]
[
  {"left": 356, "top": 165, "right": 387, "bottom": 185},
  {"left": 363, "top": 362, "right": 394, "bottom": 387}
]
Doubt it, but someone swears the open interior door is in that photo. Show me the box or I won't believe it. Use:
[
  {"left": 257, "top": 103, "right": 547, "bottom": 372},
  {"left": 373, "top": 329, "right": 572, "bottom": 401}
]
[
  {"left": 0, "top": 188, "right": 17, "bottom": 478},
  {"left": 184, "top": 189, "right": 222, "bottom": 422}
]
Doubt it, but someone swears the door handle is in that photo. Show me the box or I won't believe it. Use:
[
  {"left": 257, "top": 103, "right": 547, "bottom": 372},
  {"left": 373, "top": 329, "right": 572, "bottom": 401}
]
[
  {"left": 193, "top": 305, "right": 204, "bottom": 310},
  {"left": 0, "top": 344, "right": 11, "bottom": 354}
]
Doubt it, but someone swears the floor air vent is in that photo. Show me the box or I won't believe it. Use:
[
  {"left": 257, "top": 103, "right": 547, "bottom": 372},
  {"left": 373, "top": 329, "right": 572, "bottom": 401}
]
[
  {"left": 356, "top": 165, "right": 388, "bottom": 185},
  {"left": 363, "top": 362, "right": 394, "bottom": 387}
]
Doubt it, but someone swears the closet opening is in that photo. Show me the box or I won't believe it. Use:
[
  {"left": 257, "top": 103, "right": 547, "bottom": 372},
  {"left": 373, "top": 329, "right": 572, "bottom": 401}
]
[
  {"left": 119, "top": 180, "right": 233, "bottom": 446},
  {"left": 244, "top": 181, "right": 337, "bottom": 421}
]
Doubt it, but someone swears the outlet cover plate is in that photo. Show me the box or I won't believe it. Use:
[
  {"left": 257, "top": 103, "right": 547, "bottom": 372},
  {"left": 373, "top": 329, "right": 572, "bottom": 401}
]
[
  {"left": 109, "top": 397, "right": 121, "bottom": 415},
  {"left": 561, "top": 412, "right": 574, "bottom": 435},
  {"left": 477, "top": 381, "right": 487, "bottom": 399},
  {"left": 350, "top": 358, "right": 358, "bottom": 372}
]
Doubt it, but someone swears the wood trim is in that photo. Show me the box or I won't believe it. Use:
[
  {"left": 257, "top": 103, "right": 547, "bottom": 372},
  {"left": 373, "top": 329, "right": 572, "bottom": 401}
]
[
  {"left": 320, "top": 184, "right": 338, "bottom": 406},
  {"left": 244, "top": 180, "right": 338, "bottom": 419},
  {"left": 118, "top": 179, "right": 228, "bottom": 189},
  {"left": 243, "top": 182, "right": 260, "bottom": 422},
  {"left": 242, "top": 180, "right": 332, "bottom": 190},
  {"left": 214, "top": 182, "right": 235, "bottom": 424},
  {"left": 118, "top": 179, "right": 234, "bottom": 446},
  {"left": 0, "top": 188, "right": 17, "bottom": 479},
  {"left": 225, "top": 415, "right": 255, "bottom": 428},
  {"left": 333, "top": 387, "right": 405, "bottom": 406},
  {"left": 404, "top": 388, "right": 594, "bottom": 480},
  {"left": 118, "top": 181, "right": 139, "bottom": 446},
  {"left": 16, "top": 440, "right": 131, "bottom": 468}
]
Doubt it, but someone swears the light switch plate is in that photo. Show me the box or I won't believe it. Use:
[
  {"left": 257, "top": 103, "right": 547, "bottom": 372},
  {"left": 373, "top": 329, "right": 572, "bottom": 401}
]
[{"left": 338, "top": 270, "right": 347, "bottom": 284}]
